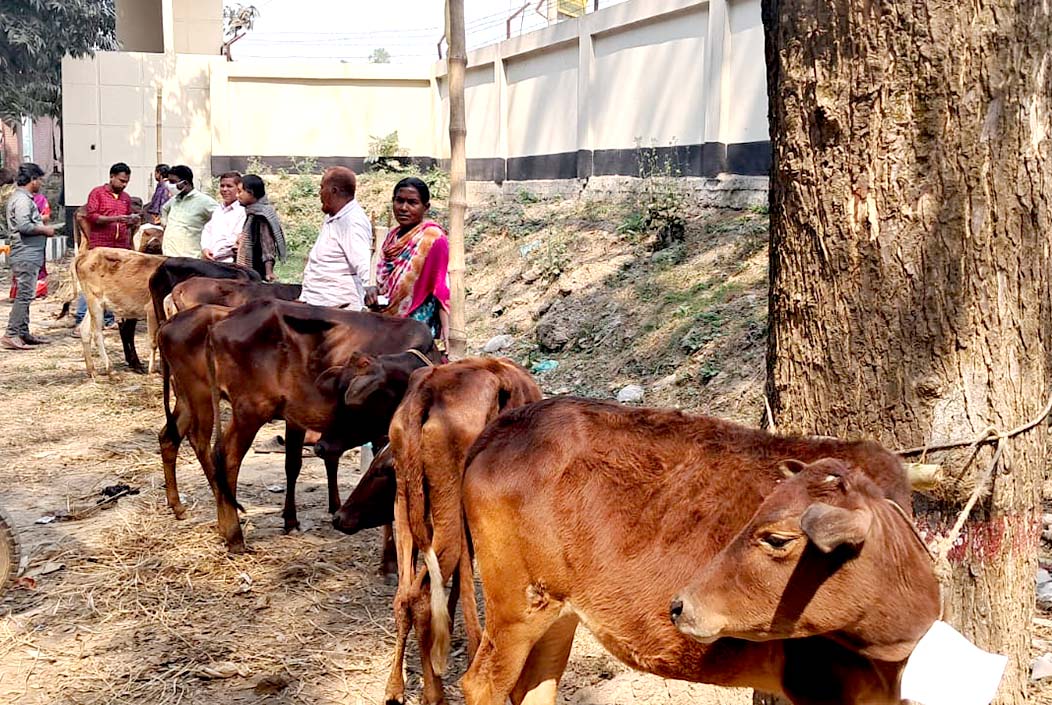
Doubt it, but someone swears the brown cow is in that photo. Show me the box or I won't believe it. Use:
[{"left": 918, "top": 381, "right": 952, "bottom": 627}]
[
  {"left": 160, "top": 306, "right": 404, "bottom": 576},
  {"left": 459, "top": 397, "right": 939, "bottom": 705},
  {"left": 384, "top": 357, "right": 541, "bottom": 705},
  {"left": 168, "top": 277, "right": 302, "bottom": 316},
  {"left": 332, "top": 444, "right": 398, "bottom": 579},
  {"left": 73, "top": 247, "right": 166, "bottom": 376},
  {"left": 157, "top": 304, "right": 233, "bottom": 519},
  {"left": 147, "top": 257, "right": 261, "bottom": 372},
  {"left": 208, "top": 299, "right": 439, "bottom": 552}
]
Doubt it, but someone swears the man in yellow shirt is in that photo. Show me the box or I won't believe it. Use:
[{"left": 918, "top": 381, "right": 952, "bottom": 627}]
[{"left": 161, "top": 165, "right": 217, "bottom": 258}]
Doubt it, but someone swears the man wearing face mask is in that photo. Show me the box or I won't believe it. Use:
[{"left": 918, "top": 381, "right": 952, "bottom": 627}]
[{"left": 160, "top": 165, "right": 217, "bottom": 258}]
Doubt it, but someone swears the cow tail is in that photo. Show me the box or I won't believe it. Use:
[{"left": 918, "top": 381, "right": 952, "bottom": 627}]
[
  {"left": 395, "top": 377, "right": 451, "bottom": 673},
  {"left": 207, "top": 334, "right": 243, "bottom": 513},
  {"left": 58, "top": 252, "right": 84, "bottom": 320},
  {"left": 161, "top": 350, "right": 179, "bottom": 445},
  {"left": 424, "top": 546, "right": 451, "bottom": 675}
]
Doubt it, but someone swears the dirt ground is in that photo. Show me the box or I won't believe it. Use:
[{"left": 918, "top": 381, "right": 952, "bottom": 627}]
[{"left": 0, "top": 289, "right": 752, "bottom": 705}]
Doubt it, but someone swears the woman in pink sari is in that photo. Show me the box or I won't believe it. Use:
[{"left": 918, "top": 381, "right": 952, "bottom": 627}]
[{"left": 366, "top": 177, "right": 450, "bottom": 350}]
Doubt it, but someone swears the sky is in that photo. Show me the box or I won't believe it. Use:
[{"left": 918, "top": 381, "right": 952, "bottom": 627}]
[{"left": 226, "top": 0, "right": 626, "bottom": 63}]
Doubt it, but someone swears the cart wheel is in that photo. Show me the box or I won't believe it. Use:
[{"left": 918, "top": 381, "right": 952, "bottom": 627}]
[{"left": 0, "top": 506, "right": 20, "bottom": 595}]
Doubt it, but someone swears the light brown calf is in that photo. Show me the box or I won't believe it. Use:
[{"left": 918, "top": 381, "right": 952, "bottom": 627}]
[
  {"left": 385, "top": 357, "right": 542, "bottom": 705},
  {"left": 460, "top": 397, "right": 939, "bottom": 705},
  {"left": 73, "top": 247, "right": 167, "bottom": 376}
]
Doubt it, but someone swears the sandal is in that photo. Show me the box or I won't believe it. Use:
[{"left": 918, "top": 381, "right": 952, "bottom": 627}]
[{"left": 254, "top": 435, "right": 313, "bottom": 456}]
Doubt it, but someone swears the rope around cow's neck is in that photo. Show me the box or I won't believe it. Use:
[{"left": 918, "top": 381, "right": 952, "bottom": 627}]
[{"left": 406, "top": 348, "right": 435, "bottom": 367}]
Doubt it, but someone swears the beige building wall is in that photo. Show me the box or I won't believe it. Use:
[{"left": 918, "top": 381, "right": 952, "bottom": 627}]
[
  {"left": 210, "top": 63, "right": 434, "bottom": 160},
  {"left": 720, "top": 0, "right": 768, "bottom": 144},
  {"left": 505, "top": 42, "right": 580, "bottom": 157},
  {"left": 173, "top": 0, "right": 223, "bottom": 55},
  {"left": 62, "top": 52, "right": 214, "bottom": 204},
  {"left": 116, "top": 0, "right": 164, "bottom": 53},
  {"left": 590, "top": 6, "right": 706, "bottom": 149}
]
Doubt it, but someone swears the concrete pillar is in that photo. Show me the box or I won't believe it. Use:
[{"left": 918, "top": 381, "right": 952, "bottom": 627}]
[
  {"left": 496, "top": 54, "right": 510, "bottom": 183},
  {"left": 576, "top": 21, "right": 594, "bottom": 179},
  {"left": 161, "top": 0, "right": 176, "bottom": 55},
  {"left": 701, "top": 0, "right": 730, "bottom": 176}
]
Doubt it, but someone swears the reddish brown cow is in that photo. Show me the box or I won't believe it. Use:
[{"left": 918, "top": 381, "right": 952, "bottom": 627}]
[
  {"left": 385, "top": 357, "right": 541, "bottom": 705},
  {"left": 168, "top": 277, "right": 302, "bottom": 315},
  {"left": 208, "top": 299, "right": 439, "bottom": 552},
  {"left": 460, "top": 397, "right": 939, "bottom": 705}
]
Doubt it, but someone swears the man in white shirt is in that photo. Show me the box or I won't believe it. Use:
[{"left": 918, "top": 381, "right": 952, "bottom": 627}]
[
  {"left": 200, "top": 172, "right": 246, "bottom": 263},
  {"left": 299, "top": 166, "right": 373, "bottom": 309}
]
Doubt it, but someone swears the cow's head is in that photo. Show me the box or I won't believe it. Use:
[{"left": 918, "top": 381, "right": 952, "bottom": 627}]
[
  {"left": 332, "top": 445, "right": 396, "bottom": 534},
  {"left": 313, "top": 351, "right": 428, "bottom": 459},
  {"left": 670, "top": 458, "right": 939, "bottom": 661}
]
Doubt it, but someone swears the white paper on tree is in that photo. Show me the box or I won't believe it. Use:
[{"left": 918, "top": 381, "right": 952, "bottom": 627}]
[{"left": 900, "top": 620, "right": 1008, "bottom": 705}]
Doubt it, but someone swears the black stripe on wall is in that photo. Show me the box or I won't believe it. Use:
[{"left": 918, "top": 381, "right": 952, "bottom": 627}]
[{"left": 211, "top": 141, "right": 771, "bottom": 184}]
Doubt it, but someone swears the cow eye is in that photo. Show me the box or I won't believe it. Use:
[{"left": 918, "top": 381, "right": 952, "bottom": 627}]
[{"left": 760, "top": 534, "right": 795, "bottom": 550}]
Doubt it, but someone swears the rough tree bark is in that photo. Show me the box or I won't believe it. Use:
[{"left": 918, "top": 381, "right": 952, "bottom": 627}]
[
  {"left": 761, "top": 0, "right": 1052, "bottom": 703},
  {"left": 446, "top": 0, "right": 468, "bottom": 358}
]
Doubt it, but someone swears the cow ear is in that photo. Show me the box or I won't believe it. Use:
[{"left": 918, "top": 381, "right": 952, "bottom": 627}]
[
  {"left": 344, "top": 371, "right": 382, "bottom": 406},
  {"left": 314, "top": 365, "right": 343, "bottom": 398},
  {"left": 778, "top": 458, "right": 809, "bottom": 478},
  {"left": 800, "top": 502, "right": 872, "bottom": 553}
]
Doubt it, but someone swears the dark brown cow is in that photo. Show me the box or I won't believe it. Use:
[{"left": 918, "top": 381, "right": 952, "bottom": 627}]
[
  {"left": 208, "top": 299, "right": 438, "bottom": 552},
  {"left": 157, "top": 304, "right": 233, "bottom": 519},
  {"left": 384, "top": 358, "right": 541, "bottom": 705},
  {"left": 332, "top": 444, "right": 398, "bottom": 579},
  {"left": 168, "top": 277, "right": 302, "bottom": 315},
  {"left": 459, "top": 397, "right": 939, "bottom": 705},
  {"left": 160, "top": 306, "right": 404, "bottom": 575},
  {"left": 147, "top": 258, "right": 260, "bottom": 370}
]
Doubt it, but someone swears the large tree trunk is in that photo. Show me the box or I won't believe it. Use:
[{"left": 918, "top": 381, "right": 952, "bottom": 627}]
[
  {"left": 446, "top": 0, "right": 468, "bottom": 358},
  {"left": 761, "top": 0, "right": 1052, "bottom": 703}
]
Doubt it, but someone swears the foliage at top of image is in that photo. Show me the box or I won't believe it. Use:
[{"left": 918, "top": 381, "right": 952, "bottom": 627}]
[
  {"left": 0, "top": 0, "right": 118, "bottom": 119},
  {"left": 222, "top": 4, "right": 259, "bottom": 61},
  {"left": 369, "top": 48, "right": 391, "bottom": 64},
  {"left": 366, "top": 131, "right": 409, "bottom": 172}
]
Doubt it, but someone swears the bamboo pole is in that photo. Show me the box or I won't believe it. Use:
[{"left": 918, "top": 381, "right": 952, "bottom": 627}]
[{"left": 446, "top": 0, "right": 468, "bottom": 358}]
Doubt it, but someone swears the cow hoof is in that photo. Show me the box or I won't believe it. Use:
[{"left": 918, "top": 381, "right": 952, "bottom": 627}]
[
  {"left": 384, "top": 697, "right": 404, "bottom": 705},
  {"left": 283, "top": 522, "right": 301, "bottom": 534},
  {"left": 226, "top": 540, "right": 248, "bottom": 554},
  {"left": 128, "top": 365, "right": 146, "bottom": 375},
  {"left": 381, "top": 571, "right": 398, "bottom": 586},
  {"left": 171, "top": 506, "right": 188, "bottom": 520}
]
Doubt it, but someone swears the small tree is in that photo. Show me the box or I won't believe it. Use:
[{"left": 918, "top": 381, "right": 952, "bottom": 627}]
[
  {"left": 221, "top": 4, "right": 259, "bottom": 61},
  {"left": 0, "top": 0, "right": 118, "bottom": 120},
  {"left": 369, "top": 48, "right": 391, "bottom": 64}
]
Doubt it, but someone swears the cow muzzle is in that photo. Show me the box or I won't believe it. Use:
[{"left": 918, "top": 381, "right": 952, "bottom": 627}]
[
  {"left": 670, "top": 592, "right": 727, "bottom": 644},
  {"left": 332, "top": 509, "right": 359, "bottom": 534},
  {"left": 313, "top": 439, "right": 343, "bottom": 460}
]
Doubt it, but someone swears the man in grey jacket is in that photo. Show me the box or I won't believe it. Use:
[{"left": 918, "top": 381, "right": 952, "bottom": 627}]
[{"left": 2, "top": 163, "right": 57, "bottom": 351}]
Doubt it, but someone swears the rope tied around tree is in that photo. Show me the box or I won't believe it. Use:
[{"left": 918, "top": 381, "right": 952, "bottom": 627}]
[{"left": 893, "top": 393, "right": 1052, "bottom": 612}]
